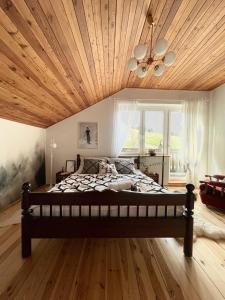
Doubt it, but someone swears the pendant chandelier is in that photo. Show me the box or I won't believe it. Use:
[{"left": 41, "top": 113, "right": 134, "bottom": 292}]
[{"left": 128, "top": 13, "right": 176, "bottom": 78}]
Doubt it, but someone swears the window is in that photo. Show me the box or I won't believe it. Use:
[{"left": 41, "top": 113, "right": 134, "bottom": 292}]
[
  {"left": 169, "top": 111, "right": 186, "bottom": 179},
  {"left": 121, "top": 102, "right": 185, "bottom": 180},
  {"left": 144, "top": 110, "right": 164, "bottom": 153},
  {"left": 122, "top": 111, "right": 140, "bottom": 153}
]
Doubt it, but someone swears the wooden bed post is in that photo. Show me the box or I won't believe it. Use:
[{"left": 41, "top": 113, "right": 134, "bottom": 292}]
[
  {"left": 184, "top": 183, "right": 195, "bottom": 257},
  {"left": 136, "top": 155, "right": 140, "bottom": 169},
  {"left": 21, "top": 182, "right": 32, "bottom": 258},
  {"left": 77, "top": 154, "right": 81, "bottom": 170}
]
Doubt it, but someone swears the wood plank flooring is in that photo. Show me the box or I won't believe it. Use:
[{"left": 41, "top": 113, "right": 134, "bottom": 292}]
[{"left": 0, "top": 191, "right": 225, "bottom": 299}]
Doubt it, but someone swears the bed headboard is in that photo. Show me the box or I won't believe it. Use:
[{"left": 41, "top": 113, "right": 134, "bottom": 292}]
[{"left": 76, "top": 154, "right": 140, "bottom": 169}]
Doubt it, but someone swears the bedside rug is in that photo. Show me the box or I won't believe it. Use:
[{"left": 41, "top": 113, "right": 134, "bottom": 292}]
[{"left": 193, "top": 213, "right": 225, "bottom": 241}]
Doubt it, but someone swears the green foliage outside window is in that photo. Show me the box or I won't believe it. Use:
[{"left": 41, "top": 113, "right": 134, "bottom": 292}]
[{"left": 123, "top": 128, "right": 181, "bottom": 151}]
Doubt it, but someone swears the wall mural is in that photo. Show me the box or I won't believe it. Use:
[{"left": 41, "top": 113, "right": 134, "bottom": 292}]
[{"left": 0, "top": 141, "right": 45, "bottom": 209}]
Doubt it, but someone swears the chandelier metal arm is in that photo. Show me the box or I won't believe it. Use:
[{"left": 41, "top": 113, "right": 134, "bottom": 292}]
[
  {"left": 137, "top": 15, "right": 161, "bottom": 66},
  {"left": 152, "top": 58, "right": 163, "bottom": 62},
  {"left": 149, "top": 19, "right": 154, "bottom": 59},
  {"left": 137, "top": 57, "right": 163, "bottom": 65},
  {"left": 127, "top": 11, "right": 176, "bottom": 77}
]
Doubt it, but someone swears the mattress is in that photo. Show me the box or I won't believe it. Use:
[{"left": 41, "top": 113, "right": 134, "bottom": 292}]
[{"left": 30, "top": 172, "right": 183, "bottom": 218}]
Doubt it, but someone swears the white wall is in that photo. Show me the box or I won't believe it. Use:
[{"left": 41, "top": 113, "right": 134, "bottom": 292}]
[
  {"left": 46, "top": 98, "right": 115, "bottom": 183},
  {"left": 114, "top": 88, "right": 209, "bottom": 101},
  {"left": 208, "top": 84, "right": 225, "bottom": 174},
  {"left": 46, "top": 88, "right": 209, "bottom": 183},
  {"left": 0, "top": 118, "right": 46, "bottom": 208}
]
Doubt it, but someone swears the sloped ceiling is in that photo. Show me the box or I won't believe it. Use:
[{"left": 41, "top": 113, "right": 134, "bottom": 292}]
[{"left": 0, "top": 0, "right": 224, "bottom": 127}]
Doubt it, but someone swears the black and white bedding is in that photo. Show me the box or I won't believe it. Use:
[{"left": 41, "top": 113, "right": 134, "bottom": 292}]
[
  {"left": 31, "top": 171, "right": 183, "bottom": 218},
  {"left": 50, "top": 172, "right": 166, "bottom": 193}
]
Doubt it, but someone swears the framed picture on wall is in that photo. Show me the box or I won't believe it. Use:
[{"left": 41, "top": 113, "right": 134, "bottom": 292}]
[
  {"left": 65, "top": 160, "right": 76, "bottom": 173},
  {"left": 78, "top": 122, "right": 98, "bottom": 149}
]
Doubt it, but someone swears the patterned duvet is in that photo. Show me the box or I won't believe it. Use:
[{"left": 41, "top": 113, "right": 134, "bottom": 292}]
[
  {"left": 31, "top": 172, "right": 183, "bottom": 217},
  {"left": 50, "top": 172, "right": 167, "bottom": 193}
]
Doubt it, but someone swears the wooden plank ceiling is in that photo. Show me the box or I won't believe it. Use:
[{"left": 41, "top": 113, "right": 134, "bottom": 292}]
[{"left": 0, "top": 0, "right": 225, "bottom": 127}]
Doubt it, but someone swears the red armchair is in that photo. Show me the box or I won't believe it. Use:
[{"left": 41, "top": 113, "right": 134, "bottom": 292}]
[{"left": 199, "top": 175, "right": 225, "bottom": 209}]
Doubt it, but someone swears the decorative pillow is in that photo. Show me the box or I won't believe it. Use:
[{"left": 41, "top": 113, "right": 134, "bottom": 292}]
[
  {"left": 76, "top": 156, "right": 108, "bottom": 174},
  {"left": 110, "top": 158, "right": 136, "bottom": 174},
  {"left": 81, "top": 159, "right": 104, "bottom": 174},
  {"left": 99, "top": 161, "right": 118, "bottom": 175}
]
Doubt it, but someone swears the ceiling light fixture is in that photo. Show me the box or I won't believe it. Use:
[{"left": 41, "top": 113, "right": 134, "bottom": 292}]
[{"left": 128, "top": 13, "right": 176, "bottom": 79}]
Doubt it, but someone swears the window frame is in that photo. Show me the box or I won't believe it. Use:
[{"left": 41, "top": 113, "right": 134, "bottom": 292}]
[{"left": 121, "top": 102, "right": 183, "bottom": 155}]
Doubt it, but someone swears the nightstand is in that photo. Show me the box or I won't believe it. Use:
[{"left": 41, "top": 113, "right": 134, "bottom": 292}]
[
  {"left": 138, "top": 155, "right": 170, "bottom": 185},
  {"left": 56, "top": 171, "right": 72, "bottom": 183}
]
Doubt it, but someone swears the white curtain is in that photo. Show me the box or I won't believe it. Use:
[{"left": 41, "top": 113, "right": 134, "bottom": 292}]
[
  {"left": 183, "top": 98, "right": 208, "bottom": 186},
  {"left": 111, "top": 100, "right": 138, "bottom": 157}
]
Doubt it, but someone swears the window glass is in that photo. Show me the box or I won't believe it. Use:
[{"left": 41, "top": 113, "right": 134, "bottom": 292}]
[
  {"left": 144, "top": 111, "right": 164, "bottom": 153},
  {"left": 121, "top": 103, "right": 186, "bottom": 181},
  {"left": 122, "top": 111, "right": 140, "bottom": 152},
  {"left": 169, "top": 110, "right": 186, "bottom": 179}
]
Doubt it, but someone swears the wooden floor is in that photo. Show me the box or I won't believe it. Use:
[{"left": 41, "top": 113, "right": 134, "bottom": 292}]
[{"left": 0, "top": 191, "right": 225, "bottom": 299}]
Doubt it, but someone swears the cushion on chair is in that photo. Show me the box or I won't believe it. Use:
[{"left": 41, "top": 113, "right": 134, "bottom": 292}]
[{"left": 199, "top": 181, "right": 225, "bottom": 210}]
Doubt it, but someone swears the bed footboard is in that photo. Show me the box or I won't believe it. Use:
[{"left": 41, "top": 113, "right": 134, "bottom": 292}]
[{"left": 21, "top": 183, "right": 195, "bottom": 258}]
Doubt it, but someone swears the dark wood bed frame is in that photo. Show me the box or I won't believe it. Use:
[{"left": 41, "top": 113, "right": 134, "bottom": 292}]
[{"left": 21, "top": 155, "right": 195, "bottom": 258}]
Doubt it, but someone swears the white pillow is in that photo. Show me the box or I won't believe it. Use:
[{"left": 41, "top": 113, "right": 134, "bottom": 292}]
[
  {"left": 108, "top": 158, "right": 136, "bottom": 174},
  {"left": 75, "top": 156, "right": 108, "bottom": 174},
  {"left": 99, "top": 161, "right": 118, "bottom": 175}
]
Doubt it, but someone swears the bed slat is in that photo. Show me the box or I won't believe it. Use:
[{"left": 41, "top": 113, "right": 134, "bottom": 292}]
[
  {"left": 155, "top": 206, "right": 158, "bottom": 217},
  {"left": 34, "top": 204, "right": 180, "bottom": 218},
  {"left": 79, "top": 206, "right": 81, "bottom": 217}
]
